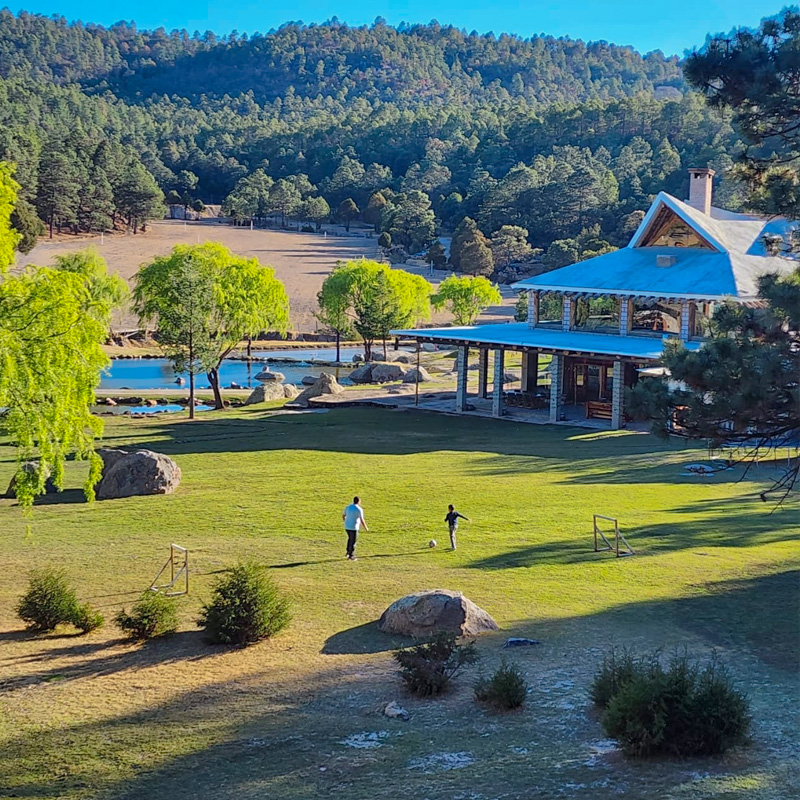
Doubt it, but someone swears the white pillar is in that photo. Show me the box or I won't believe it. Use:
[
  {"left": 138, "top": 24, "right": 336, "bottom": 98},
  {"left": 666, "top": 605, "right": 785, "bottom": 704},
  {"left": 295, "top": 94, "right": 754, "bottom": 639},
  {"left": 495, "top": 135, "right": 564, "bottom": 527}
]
[
  {"left": 611, "top": 360, "right": 625, "bottom": 429},
  {"left": 619, "top": 298, "right": 632, "bottom": 335},
  {"left": 549, "top": 354, "right": 563, "bottom": 423},
  {"left": 562, "top": 296, "right": 573, "bottom": 332},
  {"left": 455, "top": 345, "right": 468, "bottom": 413},
  {"left": 492, "top": 349, "right": 505, "bottom": 417},
  {"left": 527, "top": 291, "right": 539, "bottom": 328},
  {"left": 680, "top": 300, "right": 691, "bottom": 341}
]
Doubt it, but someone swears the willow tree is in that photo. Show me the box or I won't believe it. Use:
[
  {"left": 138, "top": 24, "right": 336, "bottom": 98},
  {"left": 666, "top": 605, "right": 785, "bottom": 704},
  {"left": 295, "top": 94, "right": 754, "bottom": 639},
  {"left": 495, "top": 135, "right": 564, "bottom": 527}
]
[
  {"left": 317, "top": 260, "right": 431, "bottom": 360},
  {"left": 0, "top": 163, "right": 118, "bottom": 506},
  {"left": 134, "top": 243, "right": 290, "bottom": 411},
  {"left": 432, "top": 275, "right": 503, "bottom": 325}
]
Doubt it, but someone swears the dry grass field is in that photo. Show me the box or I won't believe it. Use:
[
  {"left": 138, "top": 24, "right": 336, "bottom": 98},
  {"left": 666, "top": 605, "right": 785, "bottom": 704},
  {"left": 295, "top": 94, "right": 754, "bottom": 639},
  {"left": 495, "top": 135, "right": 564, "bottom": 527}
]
[
  {"left": 17, "top": 221, "right": 381, "bottom": 331},
  {"left": 17, "top": 221, "right": 516, "bottom": 334}
]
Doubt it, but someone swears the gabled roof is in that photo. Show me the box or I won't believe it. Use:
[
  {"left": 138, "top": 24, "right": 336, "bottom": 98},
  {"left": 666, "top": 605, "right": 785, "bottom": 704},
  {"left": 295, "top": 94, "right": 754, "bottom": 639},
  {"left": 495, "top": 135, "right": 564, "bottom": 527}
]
[{"left": 513, "top": 192, "right": 798, "bottom": 302}]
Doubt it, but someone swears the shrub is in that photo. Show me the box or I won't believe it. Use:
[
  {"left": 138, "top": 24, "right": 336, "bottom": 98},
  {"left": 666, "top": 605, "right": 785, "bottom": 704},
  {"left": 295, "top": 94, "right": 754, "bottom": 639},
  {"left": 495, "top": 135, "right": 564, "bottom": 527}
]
[
  {"left": 475, "top": 660, "right": 528, "bottom": 709},
  {"left": 72, "top": 603, "right": 105, "bottom": 633},
  {"left": 199, "top": 562, "right": 290, "bottom": 645},
  {"left": 596, "top": 650, "right": 750, "bottom": 757},
  {"left": 394, "top": 632, "right": 478, "bottom": 697},
  {"left": 116, "top": 592, "right": 179, "bottom": 640},
  {"left": 16, "top": 568, "right": 81, "bottom": 631},
  {"left": 591, "top": 646, "right": 642, "bottom": 709}
]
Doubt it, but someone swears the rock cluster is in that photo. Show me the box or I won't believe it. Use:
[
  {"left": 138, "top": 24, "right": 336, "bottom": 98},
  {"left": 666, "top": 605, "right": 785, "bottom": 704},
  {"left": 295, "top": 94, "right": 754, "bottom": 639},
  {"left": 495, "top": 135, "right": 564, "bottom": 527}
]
[{"left": 293, "top": 372, "right": 344, "bottom": 406}]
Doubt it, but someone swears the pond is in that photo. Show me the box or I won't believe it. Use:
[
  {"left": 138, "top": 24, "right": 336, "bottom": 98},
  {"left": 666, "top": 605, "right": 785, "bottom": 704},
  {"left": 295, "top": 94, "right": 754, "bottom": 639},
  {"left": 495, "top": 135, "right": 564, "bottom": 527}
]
[{"left": 99, "top": 349, "right": 366, "bottom": 391}]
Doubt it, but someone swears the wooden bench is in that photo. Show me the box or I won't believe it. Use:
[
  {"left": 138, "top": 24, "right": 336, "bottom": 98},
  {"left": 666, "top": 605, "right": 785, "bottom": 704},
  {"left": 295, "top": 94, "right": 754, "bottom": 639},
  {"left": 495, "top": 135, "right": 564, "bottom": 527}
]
[{"left": 586, "top": 401, "right": 613, "bottom": 420}]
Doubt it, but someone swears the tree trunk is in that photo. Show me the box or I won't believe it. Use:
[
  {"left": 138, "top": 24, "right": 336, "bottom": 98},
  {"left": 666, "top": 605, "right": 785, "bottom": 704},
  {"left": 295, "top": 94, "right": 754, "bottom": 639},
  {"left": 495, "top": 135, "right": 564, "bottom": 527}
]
[
  {"left": 382, "top": 338, "right": 387, "bottom": 360},
  {"left": 188, "top": 371, "right": 196, "bottom": 420},
  {"left": 246, "top": 338, "right": 252, "bottom": 360},
  {"left": 208, "top": 367, "right": 224, "bottom": 410},
  {"left": 364, "top": 339, "right": 373, "bottom": 361}
]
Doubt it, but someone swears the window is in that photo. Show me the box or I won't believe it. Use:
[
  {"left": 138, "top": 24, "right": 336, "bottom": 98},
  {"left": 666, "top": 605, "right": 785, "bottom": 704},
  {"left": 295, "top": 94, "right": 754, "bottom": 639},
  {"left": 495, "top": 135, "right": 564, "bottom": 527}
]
[
  {"left": 631, "top": 300, "right": 682, "bottom": 335},
  {"left": 574, "top": 297, "right": 619, "bottom": 333},
  {"left": 537, "top": 292, "right": 562, "bottom": 327}
]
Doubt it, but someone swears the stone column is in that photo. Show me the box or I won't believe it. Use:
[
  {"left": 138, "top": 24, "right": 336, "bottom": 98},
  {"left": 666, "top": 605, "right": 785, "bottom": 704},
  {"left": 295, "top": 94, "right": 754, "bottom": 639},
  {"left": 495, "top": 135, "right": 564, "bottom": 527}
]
[
  {"left": 562, "top": 296, "right": 573, "bottom": 332},
  {"left": 680, "top": 300, "right": 691, "bottom": 341},
  {"left": 478, "top": 349, "right": 489, "bottom": 399},
  {"left": 492, "top": 348, "right": 505, "bottom": 417},
  {"left": 520, "top": 351, "right": 539, "bottom": 393},
  {"left": 619, "top": 298, "right": 632, "bottom": 335},
  {"left": 549, "top": 354, "right": 564, "bottom": 423},
  {"left": 611, "top": 360, "right": 625, "bottom": 429},
  {"left": 527, "top": 291, "right": 539, "bottom": 328},
  {"left": 455, "top": 345, "right": 469, "bottom": 413}
]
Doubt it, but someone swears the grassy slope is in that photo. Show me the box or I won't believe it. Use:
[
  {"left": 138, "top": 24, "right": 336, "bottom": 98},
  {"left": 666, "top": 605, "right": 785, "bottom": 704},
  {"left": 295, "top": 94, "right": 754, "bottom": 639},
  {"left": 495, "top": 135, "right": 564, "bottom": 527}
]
[{"left": 0, "top": 406, "right": 797, "bottom": 800}]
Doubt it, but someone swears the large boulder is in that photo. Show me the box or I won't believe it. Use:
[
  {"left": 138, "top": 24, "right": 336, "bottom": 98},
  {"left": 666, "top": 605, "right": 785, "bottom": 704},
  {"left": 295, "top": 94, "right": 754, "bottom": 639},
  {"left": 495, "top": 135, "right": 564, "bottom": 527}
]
[
  {"left": 254, "top": 369, "right": 285, "bottom": 383},
  {"left": 402, "top": 367, "right": 433, "bottom": 383},
  {"left": 244, "top": 382, "right": 286, "bottom": 404},
  {"left": 378, "top": 590, "right": 499, "bottom": 638},
  {"left": 5, "top": 461, "right": 58, "bottom": 498},
  {"left": 349, "top": 363, "right": 374, "bottom": 383},
  {"left": 384, "top": 351, "right": 415, "bottom": 364},
  {"left": 97, "top": 449, "right": 181, "bottom": 500},
  {"left": 293, "top": 372, "right": 344, "bottom": 407},
  {"left": 371, "top": 362, "right": 408, "bottom": 383}
]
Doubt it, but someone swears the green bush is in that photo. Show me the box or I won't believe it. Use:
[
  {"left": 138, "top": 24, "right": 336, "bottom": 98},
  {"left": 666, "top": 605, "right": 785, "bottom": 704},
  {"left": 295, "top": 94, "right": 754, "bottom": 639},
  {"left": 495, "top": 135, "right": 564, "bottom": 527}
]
[
  {"left": 72, "top": 603, "right": 105, "bottom": 633},
  {"left": 475, "top": 660, "right": 528, "bottom": 709},
  {"left": 199, "top": 562, "right": 290, "bottom": 645},
  {"left": 16, "top": 568, "right": 81, "bottom": 632},
  {"left": 591, "top": 647, "right": 642, "bottom": 709},
  {"left": 595, "top": 650, "right": 750, "bottom": 757},
  {"left": 116, "top": 592, "right": 179, "bottom": 640},
  {"left": 394, "top": 632, "right": 478, "bottom": 697}
]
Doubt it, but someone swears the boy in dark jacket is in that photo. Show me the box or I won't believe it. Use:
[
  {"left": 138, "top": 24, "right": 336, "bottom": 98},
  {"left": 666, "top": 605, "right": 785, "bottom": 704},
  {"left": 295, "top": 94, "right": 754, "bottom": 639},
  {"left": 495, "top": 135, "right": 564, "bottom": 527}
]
[{"left": 444, "top": 504, "right": 470, "bottom": 550}]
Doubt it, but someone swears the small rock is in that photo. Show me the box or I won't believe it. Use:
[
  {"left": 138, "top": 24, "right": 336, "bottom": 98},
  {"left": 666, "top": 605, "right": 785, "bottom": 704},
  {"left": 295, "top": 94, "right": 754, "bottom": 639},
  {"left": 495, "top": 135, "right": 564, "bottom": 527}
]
[
  {"left": 103, "top": 397, "right": 117, "bottom": 406},
  {"left": 503, "top": 637, "right": 541, "bottom": 648},
  {"left": 421, "top": 343, "right": 437, "bottom": 352},
  {"left": 383, "top": 701, "right": 409, "bottom": 721},
  {"left": 301, "top": 375, "right": 318, "bottom": 386},
  {"left": 293, "top": 372, "right": 344, "bottom": 407},
  {"left": 503, "top": 372, "right": 521, "bottom": 383},
  {"left": 255, "top": 369, "right": 285, "bottom": 383},
  {"left": 283, "top": 383, "right": 299, "bottom": 399},
  {"left": 352, "top": 353, "right": 364, "bottom": 363},
  {"left": 402, "top": 367, "right": 433, "bottom": 384},
  {"left": 145, "top": 398, "right": 158, "bottom": 407},
  {"left": 229, "top": 382, "right": 242, "bottom": 389},
  {"left": 175, "top": 377, "right": 185, "bottom": 386}
]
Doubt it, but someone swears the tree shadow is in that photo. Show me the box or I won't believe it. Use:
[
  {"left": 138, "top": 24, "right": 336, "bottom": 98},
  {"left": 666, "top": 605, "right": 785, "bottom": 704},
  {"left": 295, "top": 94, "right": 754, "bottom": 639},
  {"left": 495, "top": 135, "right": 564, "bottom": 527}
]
[
  {"left": 0, "top": 630, "right": 217, "bottom": 692},
  {"left": 271, "top": 550, "right": 430, "bottom": 569}
]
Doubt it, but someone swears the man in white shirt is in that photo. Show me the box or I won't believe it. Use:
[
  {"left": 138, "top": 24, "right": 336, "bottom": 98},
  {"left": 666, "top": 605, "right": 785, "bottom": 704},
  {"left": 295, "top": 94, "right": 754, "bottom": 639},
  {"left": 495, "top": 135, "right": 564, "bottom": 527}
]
[{"left": 343, "top": 496, "right": 368, "bottom": 560}]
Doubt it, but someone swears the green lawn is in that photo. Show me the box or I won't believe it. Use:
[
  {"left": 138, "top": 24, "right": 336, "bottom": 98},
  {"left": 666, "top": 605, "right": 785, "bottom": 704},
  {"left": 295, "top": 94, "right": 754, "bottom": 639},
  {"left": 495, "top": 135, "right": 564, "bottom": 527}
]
[{"left": 0, "top": 406, "right": 797, "bottom": 800}]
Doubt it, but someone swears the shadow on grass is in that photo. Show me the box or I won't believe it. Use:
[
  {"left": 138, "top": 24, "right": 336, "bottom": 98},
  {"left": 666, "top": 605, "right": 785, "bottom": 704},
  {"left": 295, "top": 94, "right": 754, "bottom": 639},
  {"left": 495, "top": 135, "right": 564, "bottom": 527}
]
[
  {"left": 321, "top": 620, "right": 410, "bottom": 655},
  {"left": 467, "top": 499, "right": 794, "bottom": 569},
  {"left": 0, "top": 630, "right": 216, "bottom": 691},
  {"left": 271, "top": 550, "right": 429, "bottom": 569},
  {"left": 96, "top": 406, "right": 695, "bottom": 487}
]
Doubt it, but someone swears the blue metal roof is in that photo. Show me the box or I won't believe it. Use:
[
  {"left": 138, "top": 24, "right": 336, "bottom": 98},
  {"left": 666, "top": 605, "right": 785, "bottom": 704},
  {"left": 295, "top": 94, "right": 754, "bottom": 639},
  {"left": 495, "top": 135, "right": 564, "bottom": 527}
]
[{"left": 392, "top": 322, "right": 703, "bottom": 360}]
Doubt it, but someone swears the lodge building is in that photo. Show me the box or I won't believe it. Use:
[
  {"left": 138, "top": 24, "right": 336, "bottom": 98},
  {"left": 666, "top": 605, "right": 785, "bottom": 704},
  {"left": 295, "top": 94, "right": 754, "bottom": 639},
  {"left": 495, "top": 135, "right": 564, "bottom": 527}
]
[{"left": 393, "top": 169, "right": 798, "bottom": 429}]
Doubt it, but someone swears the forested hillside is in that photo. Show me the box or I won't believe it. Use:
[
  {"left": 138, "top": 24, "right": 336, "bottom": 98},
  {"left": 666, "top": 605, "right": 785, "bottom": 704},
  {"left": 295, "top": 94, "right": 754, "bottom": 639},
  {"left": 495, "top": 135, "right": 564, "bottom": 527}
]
[{"left": 0, "top": 10, "right": 744, "bottom": 270}]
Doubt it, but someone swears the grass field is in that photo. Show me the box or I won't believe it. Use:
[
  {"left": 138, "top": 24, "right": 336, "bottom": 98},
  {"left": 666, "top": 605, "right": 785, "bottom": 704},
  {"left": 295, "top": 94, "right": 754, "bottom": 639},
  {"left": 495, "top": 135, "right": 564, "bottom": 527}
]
[{"left": 0, "top": 406, "right": 797, "bottom": 799}]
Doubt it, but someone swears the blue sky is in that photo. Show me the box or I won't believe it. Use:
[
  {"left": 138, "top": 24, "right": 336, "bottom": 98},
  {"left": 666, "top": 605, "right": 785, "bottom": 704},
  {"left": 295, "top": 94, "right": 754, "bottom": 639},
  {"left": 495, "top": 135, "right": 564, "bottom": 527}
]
[{"left": 11, "top": 1, "right": 786, "bottom": 56}]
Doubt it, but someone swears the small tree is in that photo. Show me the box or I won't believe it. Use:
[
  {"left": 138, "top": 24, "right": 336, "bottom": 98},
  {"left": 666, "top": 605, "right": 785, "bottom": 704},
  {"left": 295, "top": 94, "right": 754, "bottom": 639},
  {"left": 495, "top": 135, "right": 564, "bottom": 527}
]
[
  {"left": 337, "top": 197, "right": 360, "bottom": 231},
  {"left": 432, "top": 275, "right": 502, "bottom": 325},
  {"left": 426, "top": 240, "right": 448, "bottom": 269},
  {"left": 490, "top": 225, "right": 533, "bottom": 270},
  {"left": 134, "top": 253, "right": 216, "bottom": 418},
  {"left": 377, "top": 231, "right": 392, "bottom": 249},
  {"left": 317, "top": 260, "right": 431, "bottom": 361},
  {"left": 301, "top": 195, "right": 330, "bottom": 230},
  {"left": 460, "top": 235, "right": 495, "bottom": 276},
  {"left": 199, "top": 562, "right": 290, "bottom": 646},
  {"left": 135, "top": 243, "right": 290, "bottom": 411}
]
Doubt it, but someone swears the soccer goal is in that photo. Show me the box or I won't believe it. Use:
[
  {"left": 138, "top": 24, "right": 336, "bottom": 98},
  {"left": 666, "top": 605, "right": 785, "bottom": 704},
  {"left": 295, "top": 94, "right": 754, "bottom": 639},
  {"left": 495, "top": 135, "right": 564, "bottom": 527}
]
[
  {"left": 593, "top": 515, "right": 634, "bottom": 558},
  {"left": 150, "top": 543, "right": 189, "bottom": 596}
]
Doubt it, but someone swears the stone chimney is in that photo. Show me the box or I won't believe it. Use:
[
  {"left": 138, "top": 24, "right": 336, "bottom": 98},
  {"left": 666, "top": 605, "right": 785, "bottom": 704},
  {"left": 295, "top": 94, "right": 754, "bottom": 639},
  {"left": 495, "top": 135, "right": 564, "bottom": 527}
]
[{"left": 687, "top": 167, "right": 715, "bottom": 215}]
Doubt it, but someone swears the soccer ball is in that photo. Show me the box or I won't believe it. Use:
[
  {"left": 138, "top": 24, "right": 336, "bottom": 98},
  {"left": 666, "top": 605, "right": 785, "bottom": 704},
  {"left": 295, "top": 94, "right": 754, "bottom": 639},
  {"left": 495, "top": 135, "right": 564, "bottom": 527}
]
[{"left": 428, "top": 539, "right": 437, "bottom": 548}]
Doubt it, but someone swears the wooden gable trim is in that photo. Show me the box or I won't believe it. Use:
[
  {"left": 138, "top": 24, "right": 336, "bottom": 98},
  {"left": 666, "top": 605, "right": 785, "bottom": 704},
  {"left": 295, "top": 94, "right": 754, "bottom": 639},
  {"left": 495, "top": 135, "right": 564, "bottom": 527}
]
[{"left": 637, "top": 203, "right": 717, "bottom": 250}]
